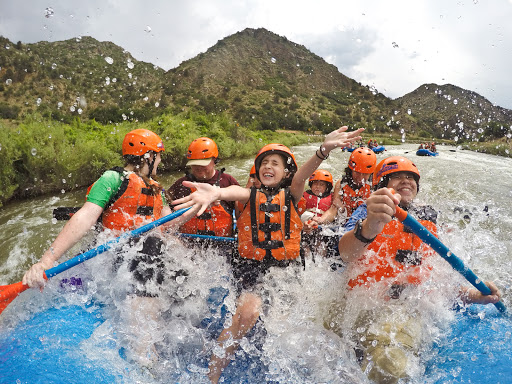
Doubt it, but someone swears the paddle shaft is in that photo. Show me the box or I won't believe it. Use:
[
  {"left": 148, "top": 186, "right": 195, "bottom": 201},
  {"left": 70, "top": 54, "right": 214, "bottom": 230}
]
[
  {"left": 0, "top": 208, "right": 190, "bottom": 314},
  {"left": 178, "top": 233, "right": 235, "bottom": 243},
  {"left": 46, "top": 207, "right": 191, "bottom": 278},
  {"left": 394, "top": 206, "right": 506, "bottom": 313}
]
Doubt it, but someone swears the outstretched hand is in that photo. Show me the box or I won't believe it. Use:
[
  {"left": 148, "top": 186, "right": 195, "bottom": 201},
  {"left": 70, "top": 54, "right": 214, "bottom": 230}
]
[
  {"left": 172, "top": 181, "right": 220, "bottom": 217},
  {"left": 321, "top": 126, "right": 365, "bottom": 154}
]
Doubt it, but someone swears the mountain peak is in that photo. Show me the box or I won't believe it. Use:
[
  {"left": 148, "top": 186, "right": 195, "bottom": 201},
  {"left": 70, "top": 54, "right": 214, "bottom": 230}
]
[{"left": 1, "top": 30, "right": 511, "bottom": 141}]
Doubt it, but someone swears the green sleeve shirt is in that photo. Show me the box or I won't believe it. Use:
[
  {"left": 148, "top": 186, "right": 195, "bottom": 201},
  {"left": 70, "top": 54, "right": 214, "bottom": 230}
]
[
  {"left": 86, "top": 170, "right": 167, "bottom": 209},
  {"left": 86, "top": 170, "right": 123, "bottom": 209}
]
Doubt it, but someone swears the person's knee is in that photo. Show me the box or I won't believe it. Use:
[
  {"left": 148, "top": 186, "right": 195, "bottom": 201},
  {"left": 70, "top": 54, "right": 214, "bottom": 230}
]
[
  {"left": 366, "top": 346, "right": 408, "bottom": 384},
  {"left": 237, "top": 294, "right": 262, "bottom": 326}
]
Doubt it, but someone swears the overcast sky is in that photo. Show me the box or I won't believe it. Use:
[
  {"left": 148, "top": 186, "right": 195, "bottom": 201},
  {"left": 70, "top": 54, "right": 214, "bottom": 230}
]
[{"left": 1, "top": 0, "right": 512, "bottom": 109}]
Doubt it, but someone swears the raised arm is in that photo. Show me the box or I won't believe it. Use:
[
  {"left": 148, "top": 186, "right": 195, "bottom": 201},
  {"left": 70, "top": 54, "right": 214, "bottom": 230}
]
[{"left": 290, "top": 126, "right": 364, "bottom": 201}]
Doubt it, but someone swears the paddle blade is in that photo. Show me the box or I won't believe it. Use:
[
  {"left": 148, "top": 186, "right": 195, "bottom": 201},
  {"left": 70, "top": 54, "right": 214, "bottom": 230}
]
[{"left": 0, "top": 281, "right": 29, "bottom": 314}]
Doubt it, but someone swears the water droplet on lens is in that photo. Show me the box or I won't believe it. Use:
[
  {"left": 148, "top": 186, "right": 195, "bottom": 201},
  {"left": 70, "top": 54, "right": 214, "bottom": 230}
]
[{"left": 44, "top": 7, "right": 54, "bottom": 18}]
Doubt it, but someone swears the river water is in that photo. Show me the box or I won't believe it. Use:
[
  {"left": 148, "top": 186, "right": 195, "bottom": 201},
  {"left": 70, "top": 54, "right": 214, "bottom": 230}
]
[{"left": 1, "top": 143, "right": 511, "bottom": 383}]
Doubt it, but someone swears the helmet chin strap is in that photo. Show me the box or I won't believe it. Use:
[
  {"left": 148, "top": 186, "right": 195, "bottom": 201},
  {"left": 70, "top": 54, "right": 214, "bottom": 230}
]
[{"left": 144, "top": 152, "right": 156, "bottom": 178}]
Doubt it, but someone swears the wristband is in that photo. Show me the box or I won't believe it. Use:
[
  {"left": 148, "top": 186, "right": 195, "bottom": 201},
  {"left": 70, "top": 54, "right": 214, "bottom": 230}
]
[
  {"left": 319, "top": 145, "right": 329, "bottom": 160},
  {"left": 315, "top": 150, "right": 326, "bottom": 160},
  {"left": 354, "top": 219, "right": 376, "bottom": 245}
]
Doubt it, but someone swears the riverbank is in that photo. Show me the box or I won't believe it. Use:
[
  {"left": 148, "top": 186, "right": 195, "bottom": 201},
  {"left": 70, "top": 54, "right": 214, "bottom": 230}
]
[
  {"left": 0, "top": 113, "right": 312, "bottom": 207},
  {"left": 2, "top": 116, "right": 509, "bottom": 208}
]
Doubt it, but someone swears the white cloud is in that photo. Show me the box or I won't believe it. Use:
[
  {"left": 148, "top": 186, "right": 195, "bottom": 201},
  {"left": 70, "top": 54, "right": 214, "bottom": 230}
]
[{"left": 0, "top": 0, "right": 511, "bottom": 108}]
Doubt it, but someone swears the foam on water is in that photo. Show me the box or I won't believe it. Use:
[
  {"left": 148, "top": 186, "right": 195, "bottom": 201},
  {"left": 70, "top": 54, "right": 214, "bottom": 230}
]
[{"left": 1, "top": 144, "right": 511, "bottom": 383}]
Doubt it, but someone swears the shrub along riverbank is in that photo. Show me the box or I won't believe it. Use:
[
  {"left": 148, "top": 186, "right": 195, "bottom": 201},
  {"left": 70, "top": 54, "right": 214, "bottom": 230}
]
[
  {"left": 0, "top": 112, "right": 312, "bottom": 207},
  {"left": 2, "top": 112, "right": 508, "bottom": 208}
]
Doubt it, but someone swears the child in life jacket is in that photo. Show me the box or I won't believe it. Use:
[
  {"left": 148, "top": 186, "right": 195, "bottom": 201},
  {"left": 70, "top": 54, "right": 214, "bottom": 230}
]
[
  {"left": 301, "top": 169, "right": 335, "bottom": 259},
  {"left": 244, "top": 164, "right": 261, "bottom": 188},
  {"left": 169, "top": 137, "right": 239, "bottom": 252},
  {"left": 173, "top": 126, "right": 364, "bottom": 384},
  {"left": 327, "top": 156, "right": 502, "bottom": 384},
  {"left": 315, "top": 147, "right": 377, "bottom": 227},
  {"left": 22, "top": 129, "right": 197, "bottom": 368}
]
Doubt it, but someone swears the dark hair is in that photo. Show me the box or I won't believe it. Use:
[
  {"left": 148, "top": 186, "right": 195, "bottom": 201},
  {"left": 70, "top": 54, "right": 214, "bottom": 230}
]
[{"left": 123, "top": 153, "right": 165, "bottom": 197}]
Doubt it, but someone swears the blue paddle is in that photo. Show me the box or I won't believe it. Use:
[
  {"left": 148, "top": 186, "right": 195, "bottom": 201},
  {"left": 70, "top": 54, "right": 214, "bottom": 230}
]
[
  {"left": 0, "top": 208, "right": 190, "bottom": 314},
  {"left": 178, "top": 233, "right": 236, "bottom": 243},
  {"left": 394, "top": 205, "right": 506, "bottom": 313}
]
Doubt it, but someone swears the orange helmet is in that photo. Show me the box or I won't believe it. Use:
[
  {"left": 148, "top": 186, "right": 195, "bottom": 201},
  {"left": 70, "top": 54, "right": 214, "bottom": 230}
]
[
  {"left": 348, "top": 147, "right": 377, "bottom": 174},
  {"left": 254, "top": 143, "right": 298, "bottom": 181},
  {"left": 186, "top": 137, "right": 219, "bottom": 166},
  {"left": 250, "top": 164, "right": 256, "bottom": 177},
  {"left": 373, "top": 156, "right": 420, "bottom": 190},
  {"left": 122, "top": 129, "right": 164, "bottom": 156},
  {"left": 309, "top": 169, "right": 333, "bottom": 194}
]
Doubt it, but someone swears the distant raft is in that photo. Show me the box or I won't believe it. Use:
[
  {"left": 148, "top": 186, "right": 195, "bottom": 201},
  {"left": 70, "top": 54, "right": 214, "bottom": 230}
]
[
  {"left": 371, "top": 145, "right": 385, "bottom": 153},
  {"left": 416, "top": 148, "right": 438, "bottom": 156}
]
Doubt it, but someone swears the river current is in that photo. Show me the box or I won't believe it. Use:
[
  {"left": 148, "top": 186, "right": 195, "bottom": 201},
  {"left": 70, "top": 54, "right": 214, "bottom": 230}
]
[{"left": 0, "top": 143, "right": 511, "bottom": 383}]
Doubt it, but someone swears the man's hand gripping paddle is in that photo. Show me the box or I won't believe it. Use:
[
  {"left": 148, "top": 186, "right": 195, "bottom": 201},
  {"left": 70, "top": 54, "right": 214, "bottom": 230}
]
[
  {"left": 0, "top": 208, "right": 191, "bottom": 315},
  {"left": 390, "top": 195, "right": 506, "bottom": 313}
]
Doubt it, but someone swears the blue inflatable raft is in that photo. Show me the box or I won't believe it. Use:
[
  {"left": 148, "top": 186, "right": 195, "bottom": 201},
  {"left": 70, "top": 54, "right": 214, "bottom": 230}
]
[
  {"left": 416, "top": 148, "right": 439, "bottom": 156},
  {"left": 1, "top": 295, "right": 510, "bottom": 383}
]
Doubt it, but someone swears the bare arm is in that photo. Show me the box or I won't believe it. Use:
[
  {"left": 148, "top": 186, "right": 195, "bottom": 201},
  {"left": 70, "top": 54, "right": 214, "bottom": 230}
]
[
  {"left": 22, "top": 202, "right": 104, "bottom": 289},
  {"left": 160, "top": 204, "right": 199, "bottom": 230},
  {"left": 314, "top": 204, "right": 338, "bottom": 225},
  {"left": 291, "top": 127, "right": 364, "bottom": 201},
  {"left": 173, "top": 181, "right": 250, "bottom": 217}
]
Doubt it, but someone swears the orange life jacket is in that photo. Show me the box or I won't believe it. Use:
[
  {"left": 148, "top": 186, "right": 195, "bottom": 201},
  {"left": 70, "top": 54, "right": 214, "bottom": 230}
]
[
  {"left": 180, "top": 202, "right": 233, "bottom": 237},
  {"left": 179, "top": 173, "right": 233, "bottom": 237},
  {"left": 340, "top": 182, "right": 371, "bottom": 217},
  {"left": 348, "top": 218, "right": 437, "bottom": 289},
  {"left": 237, "top": 187, "right": 303, "bottom": 261},
  {"left": 297, "top": 196, "right": 307, "bottom": 217},
  {"left": 101, "top": 172, "right": 164, "bottom": 232},
  {"left": 303, "top": 191, "right": 332, "bottom": 216}
]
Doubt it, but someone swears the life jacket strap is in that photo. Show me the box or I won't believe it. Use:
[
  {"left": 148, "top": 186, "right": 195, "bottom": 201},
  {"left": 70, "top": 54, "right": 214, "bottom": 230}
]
[
  {"left": 136, "top": 206, "right": 154, "bottom": 216},
  {"left": 197, "top": 230, "right": 216, "bottom": 236},
  {"left": 259, "top": 203, "right": 280, "bottom": 212},
  {"left": 395, "top": 249, "right": 422, "bottom": 266},
  {"left": 259, "top": 222, "right": 281, "bottom": 232},
  {"left": 197, "top": 212, "right": 212, "bottom": 220}
]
